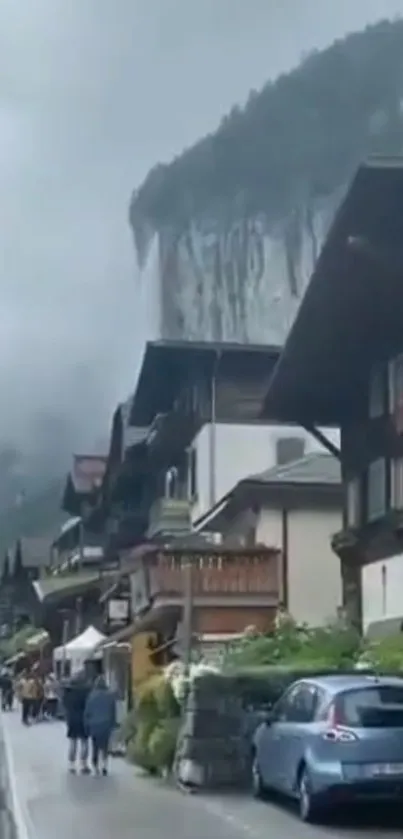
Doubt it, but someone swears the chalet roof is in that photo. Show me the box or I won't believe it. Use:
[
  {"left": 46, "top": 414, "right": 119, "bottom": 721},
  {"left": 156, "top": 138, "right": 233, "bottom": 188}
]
[
  {"left": 194, "top": 452, "right": 341, "bottom": 533},
  {"left": 130, "top": 339, "right": 281, "bottom": 425},
  {"left": 248, "top": 452, "right": 341, "bottom": 486},
  {"left": 262, "top": 157, "right": 403, "bottom": 426}
]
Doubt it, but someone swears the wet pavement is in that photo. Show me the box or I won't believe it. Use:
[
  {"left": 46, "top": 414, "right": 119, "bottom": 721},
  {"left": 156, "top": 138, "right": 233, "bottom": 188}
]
[{"left": 2, "top": 710, "right": 403, "bottom": 839}]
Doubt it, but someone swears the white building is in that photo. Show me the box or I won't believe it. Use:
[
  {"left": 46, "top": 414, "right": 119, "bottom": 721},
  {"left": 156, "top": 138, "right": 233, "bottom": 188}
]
[
  {"left": 194, "top": 452, "right": 343, "bottom": 627},
  {"left": 190, "top": 422, "right": 340, "bottom": 524}
]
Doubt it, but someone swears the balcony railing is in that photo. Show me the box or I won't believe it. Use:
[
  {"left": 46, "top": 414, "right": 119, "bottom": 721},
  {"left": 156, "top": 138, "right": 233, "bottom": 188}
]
[
  {"left": 149, "top": 552, "right": 279, "bottom": 599},
  {"left": 147, "top": 497, "right": 192, "bottom": 539}
]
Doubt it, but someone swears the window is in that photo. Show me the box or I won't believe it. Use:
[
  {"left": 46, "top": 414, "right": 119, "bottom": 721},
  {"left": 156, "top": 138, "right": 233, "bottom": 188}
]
[
  {"left": 337, "top": 686, "right": 403, "bottom": 728},
  {"left": 389, "top": 355, "right": 403, "bottom": 431},
  {"left": 367, "top": 458, "right": 387, "bottom": 522},
  {"left": 346, "top": 478, "right": 360, "bottom": 527},
  {"left": 369, "top": 364, "right": 386, "bottom": 418},
  {"left": 391, "top": 458, "right": 403, "bottom": 510},
  {"left": 272, "top": 683, "right": 319, "bottom": 724}
]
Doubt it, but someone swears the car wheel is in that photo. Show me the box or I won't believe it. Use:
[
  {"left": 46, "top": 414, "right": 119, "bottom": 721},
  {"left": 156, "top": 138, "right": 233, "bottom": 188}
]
[
  {"left": 252, "top": 756, "right": 266, "bottom": 799},
  {"left": 298, "top": 767, "right": 320, "bottom": 823}
]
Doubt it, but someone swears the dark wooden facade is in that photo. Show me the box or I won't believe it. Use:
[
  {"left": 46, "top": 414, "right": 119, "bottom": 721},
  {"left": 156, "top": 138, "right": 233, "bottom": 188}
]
[{"left": 263, "top": 158, "right": 403, "bottom": 632}]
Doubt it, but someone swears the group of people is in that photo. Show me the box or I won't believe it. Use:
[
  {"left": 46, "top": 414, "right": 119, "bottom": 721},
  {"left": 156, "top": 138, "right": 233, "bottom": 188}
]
[
  {"left": 1, "top": 664, "right": 117, "bottom": 776},
  {"left": 16, "top": 670, "right": 59, "bottom": 724},
  {"left": 63, "top": 671, "right": 116, "bottom": 776}
]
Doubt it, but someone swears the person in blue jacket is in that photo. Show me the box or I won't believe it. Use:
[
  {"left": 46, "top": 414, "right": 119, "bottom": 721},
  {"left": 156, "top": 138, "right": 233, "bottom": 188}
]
[{"left": 84, "top": 675, "right": 116, "bottom": 775}]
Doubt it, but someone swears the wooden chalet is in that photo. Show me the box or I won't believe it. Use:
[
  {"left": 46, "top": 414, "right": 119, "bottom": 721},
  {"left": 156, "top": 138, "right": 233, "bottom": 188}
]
[
  {"left": 263, "top": 156, "right": 403, "bottom": 634},
  {"left": 51, "top": 516, "right": 104, "bottom": 573},
  {"left": 102, "top": 340, "right": 282, "bottom": 546}
]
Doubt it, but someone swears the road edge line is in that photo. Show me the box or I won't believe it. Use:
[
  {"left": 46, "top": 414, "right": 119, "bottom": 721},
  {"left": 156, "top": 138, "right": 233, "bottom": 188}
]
[{"left": 1, "top": 715, "right": 31, "bottom": 839}]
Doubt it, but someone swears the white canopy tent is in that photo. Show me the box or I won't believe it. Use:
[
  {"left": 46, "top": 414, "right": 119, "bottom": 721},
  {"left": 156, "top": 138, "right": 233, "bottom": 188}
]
[{"left": 53, "top": 625, "right": 106, "bottom": 675}]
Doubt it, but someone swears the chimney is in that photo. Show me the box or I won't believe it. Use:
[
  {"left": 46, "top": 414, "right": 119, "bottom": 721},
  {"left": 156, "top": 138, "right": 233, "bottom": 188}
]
[{"left": 276, "top": 437, "right": 305, "bottom": 466}]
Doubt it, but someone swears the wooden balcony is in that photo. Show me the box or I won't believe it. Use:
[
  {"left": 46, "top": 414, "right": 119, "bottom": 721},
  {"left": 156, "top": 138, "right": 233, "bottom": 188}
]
[{"left": 148, "top": 550, "right": 279, "bottom": 604}]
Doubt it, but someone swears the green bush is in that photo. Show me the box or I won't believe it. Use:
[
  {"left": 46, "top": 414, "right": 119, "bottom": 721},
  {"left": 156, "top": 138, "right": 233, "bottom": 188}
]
[
  {"left": 148, "top": 718, "right": 181, "bottom": 771},
  {"left": 224, "top": 617, "right": 362, "bottom": 671},
  {"left": 123, "top": 673, "right": 181, "bottom": 776},
  {"left": 128, "top": 720, "right": 159, "bottom": 774},
  {"left": 363, "top": 634, "right": 403, "bottom": 673}
]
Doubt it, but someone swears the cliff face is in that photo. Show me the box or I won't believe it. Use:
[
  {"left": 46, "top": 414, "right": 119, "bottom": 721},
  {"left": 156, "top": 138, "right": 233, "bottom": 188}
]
[
  {"left": 131, "top": 19, "right": 403, "bottom": 346},
  {"left": 138, "top": 192, "right": 342, "bottom": 345}
]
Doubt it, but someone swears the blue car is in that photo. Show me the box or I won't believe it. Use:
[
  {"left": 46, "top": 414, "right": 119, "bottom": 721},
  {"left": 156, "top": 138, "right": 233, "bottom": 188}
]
[{"left": 252, "top": 674, "right": 403, "bottom": 822}]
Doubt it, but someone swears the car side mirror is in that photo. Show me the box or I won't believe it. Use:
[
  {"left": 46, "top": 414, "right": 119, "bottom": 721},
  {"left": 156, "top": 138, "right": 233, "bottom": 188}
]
[{"left": 264, "top": 711, "right": 273, "bottom": 726}]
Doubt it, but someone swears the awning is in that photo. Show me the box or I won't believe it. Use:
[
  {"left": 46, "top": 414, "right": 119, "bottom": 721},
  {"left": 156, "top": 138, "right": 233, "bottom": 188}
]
[{"left": 33, "top": 571, "right": 101, "bottom": 603}]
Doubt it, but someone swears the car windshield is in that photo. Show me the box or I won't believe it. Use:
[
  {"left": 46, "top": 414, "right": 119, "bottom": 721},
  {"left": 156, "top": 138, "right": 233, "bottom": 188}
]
[{"left": 338, "top": 685, "right": 403, "bottom": 728}]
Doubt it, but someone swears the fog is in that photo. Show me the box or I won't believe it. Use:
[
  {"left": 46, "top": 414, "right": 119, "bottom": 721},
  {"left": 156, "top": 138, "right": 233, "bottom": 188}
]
[{"left": 0, "top": 0, "right": 400, "bottom": 469}]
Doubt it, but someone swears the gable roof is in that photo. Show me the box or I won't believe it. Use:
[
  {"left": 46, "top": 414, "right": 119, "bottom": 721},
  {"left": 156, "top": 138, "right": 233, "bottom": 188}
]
[
  {"left": 130, "top": 339, "right": 281, "bottom": 425},
  {"left": 248, "top": 452, "right": 341, "bottom": 487},
  {"left": 194, "top": 452, "right": 341, "bottom": 533}
]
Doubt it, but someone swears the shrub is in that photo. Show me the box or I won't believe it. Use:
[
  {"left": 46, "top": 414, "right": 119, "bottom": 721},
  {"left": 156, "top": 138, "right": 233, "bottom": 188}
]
[
  {"left": 124, "top": 672, "right": 181, "bottom": 775},
  {"left": 224, "top": 616, "right": 362, "bottom": 671},
  {"left": 363, "top": 634, "right": 403, "bottom": 673},
  {"left": 148, "top": 718, "right": 181, "bottom": 772}
]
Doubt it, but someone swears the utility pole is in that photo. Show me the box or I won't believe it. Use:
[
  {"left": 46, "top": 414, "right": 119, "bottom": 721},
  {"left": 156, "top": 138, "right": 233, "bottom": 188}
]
[
  {"left": 61, "top": 613, "right": 69, "bottom": 678},
  {"left": 182, "top": 558, "right": 193, "bottom": 686},
  {"left": 75, "top": 596, "right": 83, "bottom": 636},
  {"left": 78, "top": 504, "right": 85, "bottom": 572}
]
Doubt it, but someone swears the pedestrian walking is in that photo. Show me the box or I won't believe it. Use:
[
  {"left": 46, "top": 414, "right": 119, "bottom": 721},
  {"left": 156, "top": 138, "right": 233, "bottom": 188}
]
[
  {"left": 19, "top": 672, "right": 36, "bottom": 724},
  {"left": 31, "top": 673, "right": 44, "bottom": 722},
  {"left": 0, "top": 668, "right": 14, "bottom": 711},
  {"left": 63, "top": 670, "right": 91, "bottom": 774},
  {"left": 84, "top": 675, "right": 116, "bottom": 776},
  {"left": 44, "top": 673, "right": 59, "bottom": 719}
]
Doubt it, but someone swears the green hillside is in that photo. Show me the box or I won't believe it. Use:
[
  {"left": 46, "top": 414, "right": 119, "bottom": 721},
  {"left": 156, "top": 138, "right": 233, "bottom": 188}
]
[{"left": 130, "top": 18, "right": 403, "bottom": 256}]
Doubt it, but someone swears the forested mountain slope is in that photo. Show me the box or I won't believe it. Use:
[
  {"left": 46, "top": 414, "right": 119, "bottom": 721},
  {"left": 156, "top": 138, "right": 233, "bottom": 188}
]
[{"left": 130, "top": 19, "right": 403, "bottom": 346}]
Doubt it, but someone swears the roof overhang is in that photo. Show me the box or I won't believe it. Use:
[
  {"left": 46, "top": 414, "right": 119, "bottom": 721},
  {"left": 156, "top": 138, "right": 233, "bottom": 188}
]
[
  {"left": 194, "top": 477, "right": 342, "bottom": 533},
  {"left": 130, "top": 339, "right": 281, "bottom": 425},
  {"left": 263, "top": 157, "right": 403, "bottom": 427},
  {"left": 33, "top": 572, "right": 101, "bottom": 605}
]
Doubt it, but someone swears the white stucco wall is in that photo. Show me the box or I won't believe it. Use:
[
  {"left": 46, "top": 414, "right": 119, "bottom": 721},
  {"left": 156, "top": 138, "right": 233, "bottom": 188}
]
[
  {"left": 191, "top": 422, "right": 340, "bottom": 523},
  {"left": 361, "top": 554, "right": 403, "bottom": 633},
  {"left": 256, "top": 506, "right": 342, "bottom": 626}
]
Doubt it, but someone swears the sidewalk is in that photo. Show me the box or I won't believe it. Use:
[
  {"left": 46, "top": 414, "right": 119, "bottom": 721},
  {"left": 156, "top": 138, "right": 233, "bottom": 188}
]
[{"left": 1, "top": 710, "right": 238, "bottom": 839}]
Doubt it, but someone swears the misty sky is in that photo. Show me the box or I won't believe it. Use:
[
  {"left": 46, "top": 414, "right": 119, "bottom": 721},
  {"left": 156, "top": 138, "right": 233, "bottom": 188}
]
[{"left": 0, "top": 0, "right": 401, "bottom": 458}]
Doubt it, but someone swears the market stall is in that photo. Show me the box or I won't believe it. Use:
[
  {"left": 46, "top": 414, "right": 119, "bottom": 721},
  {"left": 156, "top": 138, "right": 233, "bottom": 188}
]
[{"left": 53, "top": 625, "right": 106, "bottom": 677}]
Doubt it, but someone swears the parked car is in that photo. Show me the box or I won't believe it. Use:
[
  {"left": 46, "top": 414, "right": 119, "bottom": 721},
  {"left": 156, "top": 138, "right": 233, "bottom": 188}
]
[{"left": 252, "top": 674, "right": 403, "bottom": 822}]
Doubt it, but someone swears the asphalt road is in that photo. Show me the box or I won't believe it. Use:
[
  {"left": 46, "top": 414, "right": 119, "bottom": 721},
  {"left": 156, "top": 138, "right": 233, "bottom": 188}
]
[{"left": 2, "top": 711, "right": 402, "bottom": 839}]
